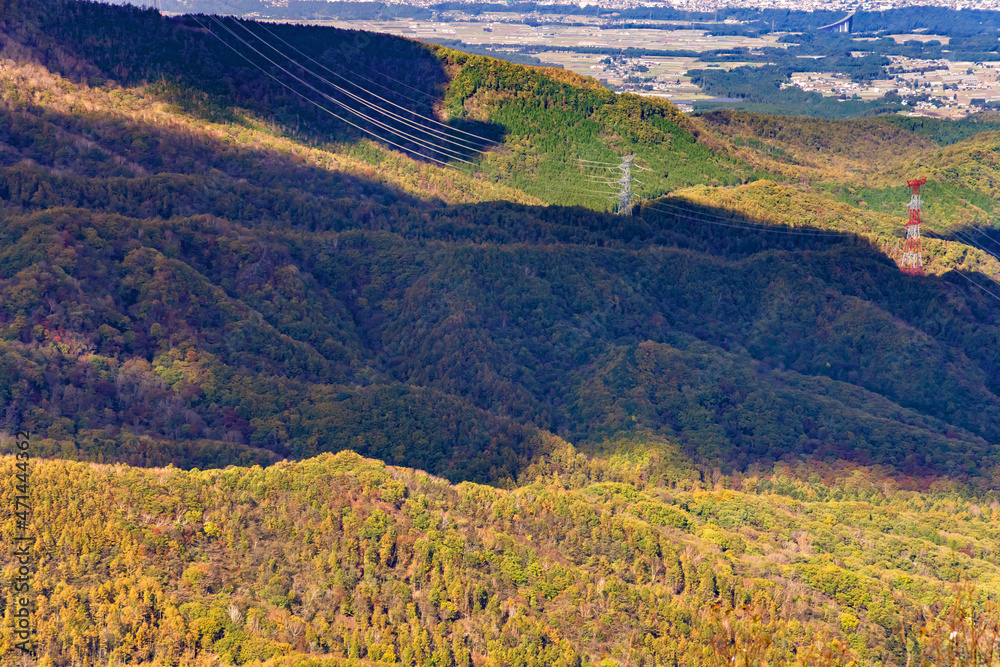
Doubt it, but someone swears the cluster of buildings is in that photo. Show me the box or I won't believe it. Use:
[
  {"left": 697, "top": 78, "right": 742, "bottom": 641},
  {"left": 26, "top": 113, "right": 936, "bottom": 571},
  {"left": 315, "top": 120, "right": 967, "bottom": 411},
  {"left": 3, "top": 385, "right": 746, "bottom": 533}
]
[
  {"left": 648, "top": 0, "right": 1000, "bottom": 9},
  {"left": 779, "top": 57, "right": 1000, "bottom": 117},
  {"left": 381, "top": 0, "right": 1000, "bottom": 9}
]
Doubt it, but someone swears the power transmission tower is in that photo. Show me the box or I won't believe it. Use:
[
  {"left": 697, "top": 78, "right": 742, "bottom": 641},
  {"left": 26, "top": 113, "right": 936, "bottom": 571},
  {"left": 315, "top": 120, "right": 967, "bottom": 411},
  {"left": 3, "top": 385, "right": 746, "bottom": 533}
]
[
  {"left": 616, "top": 154, "right": 635, "bottom": 216},
  {"left": 576, "top": 155, "right": 644, "bottom": 214},
  {"left": 902, "top": 177, "right": 926, "bottom": 275}
]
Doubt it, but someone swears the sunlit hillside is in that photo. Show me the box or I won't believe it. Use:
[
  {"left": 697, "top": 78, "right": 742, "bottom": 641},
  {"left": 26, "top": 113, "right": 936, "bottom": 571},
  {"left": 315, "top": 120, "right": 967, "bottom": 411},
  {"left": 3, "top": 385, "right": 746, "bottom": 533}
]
[{"left": 4, "top": 446, "right": 1000, "bottom": 666}]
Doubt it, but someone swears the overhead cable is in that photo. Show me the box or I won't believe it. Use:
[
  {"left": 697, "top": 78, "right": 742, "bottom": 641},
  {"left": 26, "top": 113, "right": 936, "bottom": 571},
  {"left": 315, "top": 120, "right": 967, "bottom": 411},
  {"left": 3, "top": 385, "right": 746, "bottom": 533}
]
[
  {"left": 951, "top": 269, "right": 1000, "bottom": 305},
  {"left": 241, "top": 22, "right": 496, "bottom": 147},
  {"left": 202, "top": 0, "right": 451, "bottom": 110},
  {"left": 209, "top": 16, "right": 475, "bottom": 163},
  {"left": 923, "top": 227, "right": 1000, "bottom": 294},
  {"left": 191, "top": 15, "right": 456, "bottom": 167},
  {"left": 239, "top": 19, "right": 494, "bottom": 152},
  {"left": 660, "top": 198, "right": 849, "bottom": 234},
  {"left": 641, "top": 199, "right": 850, "bottom": 237},
  {"left": 205, "top": 15, "right": 474, "bottom": 165}
]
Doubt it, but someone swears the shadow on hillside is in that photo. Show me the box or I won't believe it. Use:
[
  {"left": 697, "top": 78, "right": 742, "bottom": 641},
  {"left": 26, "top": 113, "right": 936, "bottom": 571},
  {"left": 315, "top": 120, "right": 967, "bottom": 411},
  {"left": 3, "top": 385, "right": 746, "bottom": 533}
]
[
  {"left": 637, "top": 196, "right": 1000, "bottom": 327},
  {"left": 15, "top": 0, "right": 505, "bottom": 163},
  {"left": 637, "top": 196, "right": 874, "bottom": 256},
  {"left": 4, "top": 154, "right": 1000, "bottom": 484},
  {"left": 0, "top": 98, "right": 450, "bottom": 221},
  {"left": 429, "top": 195, "right": 874, "bottom": 255},
  {"left": 5, "top": 4, "right": 1000, "bottom": 485},
  {"left": 337, "top": 194, "right": 1000, "bottom": 482},
  {"left": 939, "top": 223, "right": 1000, "bottom": 260}
]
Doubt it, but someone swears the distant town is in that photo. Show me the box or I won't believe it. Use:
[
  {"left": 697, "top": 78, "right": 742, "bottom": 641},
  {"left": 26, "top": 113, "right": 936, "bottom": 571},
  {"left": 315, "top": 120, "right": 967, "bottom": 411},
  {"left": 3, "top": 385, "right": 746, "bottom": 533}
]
[
  {"left": 153, "top": 0, "right": 1000, "bottom": 118},
  {"left": 784, "top": 56, "right": 1000, "bottom": 118},
  {"left": 304, "top": 9, "right": 1000, "bottom": 117},
  {"left": 373, "top": 0, "right": 1000, "bottom": 10}
]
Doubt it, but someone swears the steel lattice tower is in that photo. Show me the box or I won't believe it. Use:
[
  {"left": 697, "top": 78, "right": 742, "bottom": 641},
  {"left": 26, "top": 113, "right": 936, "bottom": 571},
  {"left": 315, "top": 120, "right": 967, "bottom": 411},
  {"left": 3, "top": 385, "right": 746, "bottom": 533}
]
[
  {"left": 901, "top": 177, "right": 926, "bottom": 275},
  {"left": 616, "top": 155, "right": 634, "bottom": 216},
  {"left": 578, "top": 154, "right": 643, "bottom": 214}
]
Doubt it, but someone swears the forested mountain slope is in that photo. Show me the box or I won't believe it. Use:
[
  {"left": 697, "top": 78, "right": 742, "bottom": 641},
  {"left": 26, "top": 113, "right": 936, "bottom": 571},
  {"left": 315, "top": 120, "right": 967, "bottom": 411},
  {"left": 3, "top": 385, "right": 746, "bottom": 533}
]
[
  {"left": 2, "top": 1, "right": 1000, "bottom": 664},
  {"left": 4, "top": 448, "right": 1000, "bottom": 667},
  {"left": 1, "top": 0, "right": 998, "bottom": 484},
  {"left": 695, "top": 110, "right": 1000, "bottom": 267},
  {"left": 6, "top": 171, "right": 1000, "bottom": 482},
  {"left": 0, "top": 0, "right": 763, "bottom": 206}
]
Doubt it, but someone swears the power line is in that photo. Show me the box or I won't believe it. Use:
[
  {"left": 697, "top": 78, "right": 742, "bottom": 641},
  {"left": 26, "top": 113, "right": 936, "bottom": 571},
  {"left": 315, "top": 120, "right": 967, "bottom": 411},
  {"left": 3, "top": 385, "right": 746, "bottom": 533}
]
[
  {"left": 962, "top": 221, "right": 1000, "bottom": 249},
  {"left": 918, "top": 210, "right": 1000, "bottom": 272},
  {"left": 950, "top": 269, "right": 1000, "bottom": 305},
  {"left": 923, "top": 227, "right": 1000, "bottom": 291},
  {"left": 254, "top": 20, "right": 495, "bottom": 147},
  {"left": 641, "top": 199, "right": 850, "bottom": 237},
  {"left": 210, "top": 15, "right": 473, "bottom": 163},
  {"left": 270, "top": 24, "right": 458, "bottom": 107},
  {"left": 205, "top": 15, "right": 475, "bottom": 165},
  {"left": 229, "top": 18, "right": 484, "bottom": 157},
  {"left": 242, "top": 19, "right": 496, "bottom": 151},
  {"left": 561, "top": 170, "right": 854, "bottom": 235},
  {"left": 549, "top": 184, "right": 619, "bottom": 196},
  {"left": 948, "top": 227, "right": 1000, "bottom": 265},
  {"left": 577, "top": 159, "right": 623, "bottom": 166},
  {"left": 206, "top": 0, "right": 473, "bottom": 116},
  {"left": 577, "top": 157, "right": 648, "bottom": 172},
  {"left": 928, "top": 235, "right": 1000, "bottom": 305},
  {"left": 643, "top": 202, "right": 849, "bottom": 236},
  {"left": 191, "top": 14, "right": 459, "bottom": 168},
  {"left": 642, "top": 195, "right": 852, "bottom": 235}
]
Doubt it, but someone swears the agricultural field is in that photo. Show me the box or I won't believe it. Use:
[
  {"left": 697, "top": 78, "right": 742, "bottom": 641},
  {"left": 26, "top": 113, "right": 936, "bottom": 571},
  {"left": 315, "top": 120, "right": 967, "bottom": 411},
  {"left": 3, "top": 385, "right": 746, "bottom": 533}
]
[
  {"left": 316, "top": 17, "right": 786, "bottom": 52},
  {"left": 788, "top": 58, "right": 1000, "bottom": 119},
  {"left": 885, "top": 33, "right": 951, "bottom": 45},
  {"left": 310, "top": 16, "right": 783, "bottom": 100},
  {"left": 304, "top": 14, "right": 1000, "bottom": 117}
]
